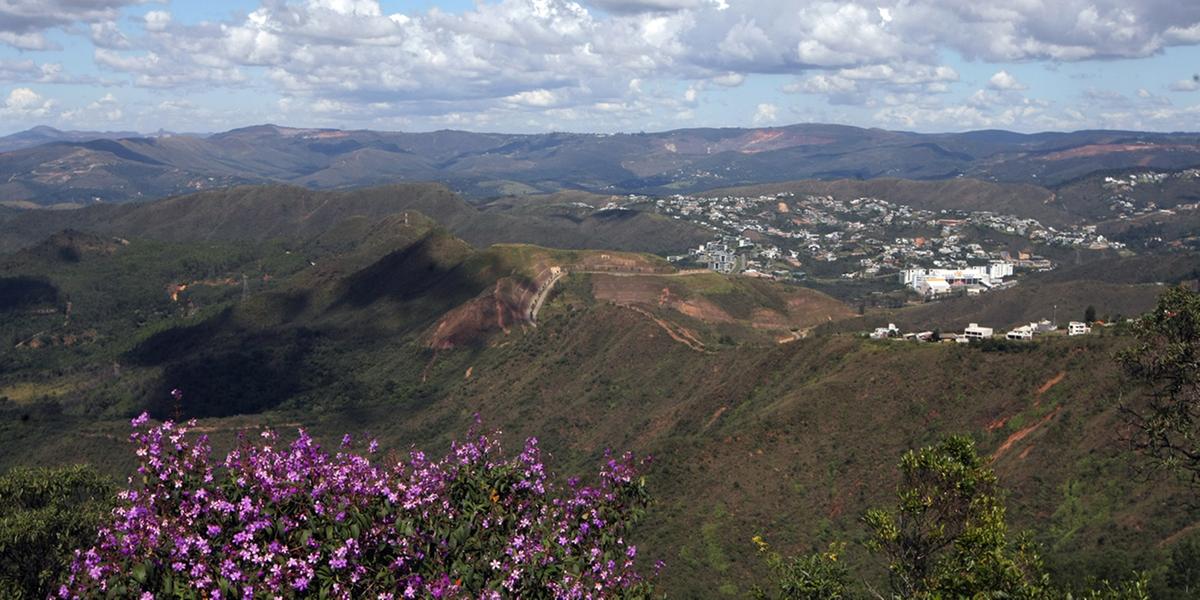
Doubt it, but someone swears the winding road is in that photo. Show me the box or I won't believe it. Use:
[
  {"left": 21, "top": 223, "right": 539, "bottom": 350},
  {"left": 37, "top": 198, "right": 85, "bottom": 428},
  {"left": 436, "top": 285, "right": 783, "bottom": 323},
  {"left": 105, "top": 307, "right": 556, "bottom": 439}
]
[
  {"left": 527, "top": 267, "right": 708, "bottom": 324},
  {"left": 528, "top": 267, "right": 566, "bottom": 324}
]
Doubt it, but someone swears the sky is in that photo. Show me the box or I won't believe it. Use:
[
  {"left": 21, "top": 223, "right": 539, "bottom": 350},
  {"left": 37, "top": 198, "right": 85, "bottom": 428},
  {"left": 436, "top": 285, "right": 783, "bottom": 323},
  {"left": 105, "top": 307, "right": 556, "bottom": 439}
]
[{"left": 3, "top": 0, "right": 1200, "bottom": 135}]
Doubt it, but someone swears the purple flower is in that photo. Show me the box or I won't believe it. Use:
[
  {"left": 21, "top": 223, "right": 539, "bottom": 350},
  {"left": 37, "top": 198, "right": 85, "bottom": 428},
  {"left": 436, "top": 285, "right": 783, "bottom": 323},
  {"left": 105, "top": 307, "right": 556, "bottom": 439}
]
[{"left": 60, "top": 416, "right": 656, "bottom": 597}]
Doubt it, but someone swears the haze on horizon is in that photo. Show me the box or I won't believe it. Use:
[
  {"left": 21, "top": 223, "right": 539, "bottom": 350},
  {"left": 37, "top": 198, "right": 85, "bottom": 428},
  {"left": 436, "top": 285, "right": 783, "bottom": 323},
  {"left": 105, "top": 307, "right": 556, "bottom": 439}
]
[{"left": 4, "top": 0, "right": 1200, "bottom": 136}]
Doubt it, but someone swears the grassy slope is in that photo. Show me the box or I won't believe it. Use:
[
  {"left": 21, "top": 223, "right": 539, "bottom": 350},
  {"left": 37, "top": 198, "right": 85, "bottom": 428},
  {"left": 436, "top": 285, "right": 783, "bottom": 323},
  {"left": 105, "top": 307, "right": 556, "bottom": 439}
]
[
  {"left": 0, "top": 183, "right": 710, "bottom": 255},
  {"left": 1, "top": 301, "right": 1186, "bottom": 596},
  {"left": 0, "top": 216, "right": 1193, "bottom": 596}
]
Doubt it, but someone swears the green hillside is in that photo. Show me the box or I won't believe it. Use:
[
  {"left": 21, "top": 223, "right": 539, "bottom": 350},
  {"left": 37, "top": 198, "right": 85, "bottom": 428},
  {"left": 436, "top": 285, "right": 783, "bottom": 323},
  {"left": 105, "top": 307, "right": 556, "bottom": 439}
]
[
  {"left": 0, "top": 183, "right": 709, "bottom": 255},
  {"left": 0, "top": 189, "right": 1196, "bottom": 596},
  {"left": 1, "top": 291, "right": 1192, "bottom": 596}
]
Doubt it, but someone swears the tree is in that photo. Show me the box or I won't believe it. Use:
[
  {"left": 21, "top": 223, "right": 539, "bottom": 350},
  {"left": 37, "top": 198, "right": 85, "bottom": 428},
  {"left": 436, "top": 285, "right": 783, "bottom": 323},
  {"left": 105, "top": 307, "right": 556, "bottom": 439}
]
[
  {"left": 1085, "top": 305, "right": 1097, "bottom": 324},
  {"left": 0, "top": 465, "right": 114, "bottom": 599},
  {"left": 750, "top": 539, "right": 850, "bottom": 600},
  {"left": 1117, "top": 286, "right": 1200, "bottom": 480},
  {"left": 862, "top": 436, "right": 1048, "bottom": 599},
  {"left": 755, "top": 437, "right": 1151, "bottom": 599},
  {"left": 1154, "top": 533, "right": 1200, "bottom": 599}
]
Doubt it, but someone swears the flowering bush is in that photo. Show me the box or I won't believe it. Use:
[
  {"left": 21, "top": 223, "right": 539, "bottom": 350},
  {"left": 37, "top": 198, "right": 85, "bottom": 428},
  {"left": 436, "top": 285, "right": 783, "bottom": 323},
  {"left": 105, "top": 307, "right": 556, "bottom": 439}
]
[{"left": 60, "top": 414, "right": 657, "bottom": 599}]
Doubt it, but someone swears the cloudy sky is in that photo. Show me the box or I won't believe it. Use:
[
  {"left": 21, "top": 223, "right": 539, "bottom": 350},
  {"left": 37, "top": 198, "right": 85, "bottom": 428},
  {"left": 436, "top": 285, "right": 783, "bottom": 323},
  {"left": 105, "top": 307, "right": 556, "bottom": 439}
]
[{"left": 3, "top": 0, "right": 1200, "bottom": 135}]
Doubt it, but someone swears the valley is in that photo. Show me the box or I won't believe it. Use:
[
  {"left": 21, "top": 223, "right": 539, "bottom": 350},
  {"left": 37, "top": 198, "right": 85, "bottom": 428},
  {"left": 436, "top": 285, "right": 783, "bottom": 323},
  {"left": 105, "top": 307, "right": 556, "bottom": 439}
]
[{"left": 0, "top": 174, "right": 1197, "bottom": 596}]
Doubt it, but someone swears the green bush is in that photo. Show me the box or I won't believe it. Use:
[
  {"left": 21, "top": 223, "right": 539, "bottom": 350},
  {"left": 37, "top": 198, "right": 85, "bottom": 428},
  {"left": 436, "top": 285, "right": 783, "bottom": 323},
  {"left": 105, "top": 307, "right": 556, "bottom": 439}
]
[{"left": 0, "top": 465, "right": 115, "bottom": 599}]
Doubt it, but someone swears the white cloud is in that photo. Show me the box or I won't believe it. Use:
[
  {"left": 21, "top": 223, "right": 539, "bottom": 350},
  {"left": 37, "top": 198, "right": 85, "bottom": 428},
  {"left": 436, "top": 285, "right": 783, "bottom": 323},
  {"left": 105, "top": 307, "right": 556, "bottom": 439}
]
[
  {"left": 308, "top": 0, "right": 383, "bottom": 17},
  {"left": 1170, "top": 77, "right": 1200, "bottom": 92},
  {"left": 0, "top": 59, "right": 91, "bottom": 84},
  {"left": 966, "top": 89, "right": 1000, "bottom": 108},
  {"left": 0, "top": 30, "right": 55, "bottom": 50},
  {"left": 783, "top": 62, "right": 957, "bottom": 105},
  {"left": 143, "top": 10, "right": 171, "bottom": 33},
  {"left": 61, "top": 92, "right": 122, "bottom": 123},
  {"left": 95, "top": 47, "right": 246, "bottom": 88},
  {"left": 90, "top": 20, "right": 130, "bottom": 49},
  {"left": 987, "top": 70, "right": 1027, "bottom": 91},
  {"left": 585, "top": 0, "right": 724, "bottom": 14},
  {"left": 710, "top": 72, "right": 744, "bottom": 87},
  {"left": 0, "top": 0, "right": 154, "bottom": 49},
  {"left": 752, "top": 102, "right": 778, "bottom": 124},
  {"left": 863, "top": 87, "right": 1200, "bottom": 133},
  {"left": 1, "top": 0, "right": 1198, "bottom": 132},
  {"left": 504, "top": 89, "right": 561, "bottom": 107},
  {"left": 786, "top": 73, "right": 857, "bottom": 95},
  {"left": 0, "top": 88, "right": 55, "bottom": 119}
]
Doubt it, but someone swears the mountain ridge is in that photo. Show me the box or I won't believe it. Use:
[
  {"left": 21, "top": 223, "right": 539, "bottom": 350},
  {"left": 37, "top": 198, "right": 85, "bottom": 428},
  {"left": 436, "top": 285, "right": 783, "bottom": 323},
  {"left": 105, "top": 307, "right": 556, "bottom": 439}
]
[{"left": 6, "top": 122, "right": 1200, "bottom": 205}]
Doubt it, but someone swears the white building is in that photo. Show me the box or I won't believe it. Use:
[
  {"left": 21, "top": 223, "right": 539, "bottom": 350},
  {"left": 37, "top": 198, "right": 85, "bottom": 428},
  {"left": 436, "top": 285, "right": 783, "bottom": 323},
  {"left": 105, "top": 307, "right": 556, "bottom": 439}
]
[
  {"left": 870, "top": 323, "right": 899, "bottom": 339},
  {"left": 900, "top": 262, "right": 1014, "bottom": 295},
  {"left": 914, "top": 277, "right": 952, "bottom": 297},
  {"left": 1006, "top": 325, "right": 1034, "bottom": 340},
  {"left": 1068, "top": 321, "right": 1092, "bottom": 336},
  {"left": 963, "top": 323, "right": 993, "bottom": 340},
  {"left": 697, "top": 241, "right": 739, "bottom": 274},
  {"left": 707, "top": 249, "right": 736, "bottom": 273},
  {"left": 987, "top": 261, "right": 1014, "bottom": 280}
]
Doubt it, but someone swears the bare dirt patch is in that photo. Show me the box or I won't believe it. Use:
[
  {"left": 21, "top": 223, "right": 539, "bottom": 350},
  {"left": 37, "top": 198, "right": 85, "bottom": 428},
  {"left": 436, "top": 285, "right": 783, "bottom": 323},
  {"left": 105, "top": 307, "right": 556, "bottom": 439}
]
[
  {"left": 1039, "top": 143, "right": 1198, "bottom": 161},
  {"left": 1036, "top": 371, "right": 1067, "bottom": 396},
  {"left": 427, "top": 277, "right": 537, "bottom": 349},
  {"left": 992, "top": 407, "right": 1061, "bottom": 461},
  {"left": 625, "top": 305, "right": 707, "bottom": 352}
]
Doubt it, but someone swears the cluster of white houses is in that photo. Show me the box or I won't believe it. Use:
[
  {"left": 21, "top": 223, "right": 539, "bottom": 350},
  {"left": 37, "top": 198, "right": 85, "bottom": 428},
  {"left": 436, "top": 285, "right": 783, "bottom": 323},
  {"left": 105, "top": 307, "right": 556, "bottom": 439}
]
[
  {"left": 870, "top": 320, "right": 1092, "bottom": 342},
  {"left": 689, "top": 239, "right": 748, "bottom": 274},
  {"left": 899, "top": 262, "right": 1016, "bottom": 297}
]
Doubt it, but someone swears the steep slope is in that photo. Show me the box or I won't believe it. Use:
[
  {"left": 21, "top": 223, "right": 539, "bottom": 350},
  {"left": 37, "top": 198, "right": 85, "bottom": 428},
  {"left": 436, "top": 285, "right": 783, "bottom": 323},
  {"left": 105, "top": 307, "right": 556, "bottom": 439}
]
[
  {"left": 0, "top": 295, "right": 1189, "bottom": 597},
  {"left": 0, "top": 187, "right": 1195, "bottom": 596}
]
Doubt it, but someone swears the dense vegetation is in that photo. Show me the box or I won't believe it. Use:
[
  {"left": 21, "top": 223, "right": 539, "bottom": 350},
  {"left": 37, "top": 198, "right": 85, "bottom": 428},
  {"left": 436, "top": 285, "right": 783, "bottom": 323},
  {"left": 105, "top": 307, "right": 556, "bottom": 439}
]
[
  {"left": 0, "top": 465, "right": 114, "bottom": 599},
  {"left": 56, "top": 416, "right": 654, "bottom": 599},
  {"left": 753, "top": 437, "right": 1156, "bottom": 599},
  {"left": 2, "top": 180, "right": 1200, "bottom": 597},
  {"left": 1118, "top": 286, "right": 1200, "bottom": 479}
]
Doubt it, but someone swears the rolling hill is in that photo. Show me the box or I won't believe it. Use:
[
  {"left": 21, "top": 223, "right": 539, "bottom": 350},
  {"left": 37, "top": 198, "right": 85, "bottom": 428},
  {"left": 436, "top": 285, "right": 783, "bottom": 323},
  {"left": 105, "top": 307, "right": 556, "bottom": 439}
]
[
  {"left": 5, "top": 123, "right": 1200, "bottom": 205},
  {"left": 0, "top": 184, "right": 1198, "bottom": 596},
  {"left": 0, "top": 183, "right": 710, "bottom": 255},
  {"left": 0, "top": 126, "right": 144, "bottom": 153}
]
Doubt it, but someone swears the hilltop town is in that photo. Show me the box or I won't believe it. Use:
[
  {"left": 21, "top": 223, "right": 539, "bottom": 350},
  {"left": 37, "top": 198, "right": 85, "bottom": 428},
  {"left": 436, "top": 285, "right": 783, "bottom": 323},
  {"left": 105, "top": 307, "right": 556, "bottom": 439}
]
[{"left": 626, "top": 191, "right": 1118, "bottom": 297}]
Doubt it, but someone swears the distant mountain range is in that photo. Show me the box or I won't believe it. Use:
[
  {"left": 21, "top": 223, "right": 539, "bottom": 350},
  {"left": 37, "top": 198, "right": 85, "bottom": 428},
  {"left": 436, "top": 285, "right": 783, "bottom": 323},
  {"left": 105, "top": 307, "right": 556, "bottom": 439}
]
[
  {"left": 4, "top": 123, "right": 1200, "bottom": 206},
  {"left": 0, "top": 126, "right": 147, "bottom": 153}
]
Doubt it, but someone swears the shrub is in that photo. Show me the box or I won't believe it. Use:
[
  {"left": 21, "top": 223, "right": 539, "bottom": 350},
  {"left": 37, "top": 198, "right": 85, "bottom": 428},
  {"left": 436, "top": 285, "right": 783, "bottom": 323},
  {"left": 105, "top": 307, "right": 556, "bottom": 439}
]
[
  {"left": 749, "top": 539, "right": 849, "bottom": 600},
  {"left": 1117, "top": 286, "right": 1200, "bottom": 479},
  {"left": 0, "top": 465, "right": 115, "bottom": 599},
  {"left": 863, "top": 436, "right": 1048, "bottom": 599},
  {"left": 59, "top": 414, "right": 657, "bottom": 599}
]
